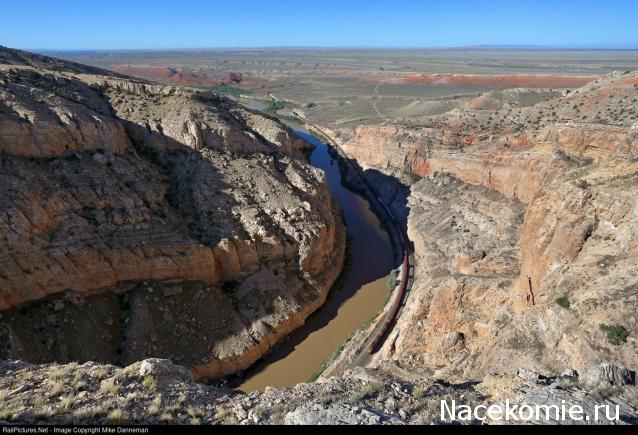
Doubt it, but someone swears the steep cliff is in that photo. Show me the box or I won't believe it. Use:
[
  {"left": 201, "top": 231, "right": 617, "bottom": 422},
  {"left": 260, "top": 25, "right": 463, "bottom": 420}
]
[
  {"left": 342, "top": 71, "right": 638, "bottom": 380},
  {"left": 0, "top": 46, "right": 345, "bottom": 380}
]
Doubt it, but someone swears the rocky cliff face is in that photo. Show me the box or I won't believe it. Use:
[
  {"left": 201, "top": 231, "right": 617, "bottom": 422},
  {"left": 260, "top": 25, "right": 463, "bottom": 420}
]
[
  {"left": 342, "top": 71, "right": 638, "bottom": 380},
  {"left": 0, "top": 46, "right": 345, "bottom": 380}
]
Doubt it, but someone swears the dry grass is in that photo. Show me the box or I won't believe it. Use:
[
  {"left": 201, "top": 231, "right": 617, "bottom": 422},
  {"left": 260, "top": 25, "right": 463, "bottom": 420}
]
[
  {"left": 591, "top": 384, "right": 621, "bottom": 401},
  {"left": 348, "top": 381, "right": 382, "bottom": 404},
  {"left": 125, "top": 392, "right": 140, "bottom": 403},
  {"left": 0, "top": 405, "right": 18, "bottom": 421},
  {"left": 34, "top": 408, "right": 54, "bottom": 421},
  {"left": 59, "top": 394, "right": 76, "bottom": 413},
  {"left": 107, "top": 409, "right": 128, "bottom": 424},
  {"left": 48, "top": 365, "right": 75, "bottom": 382},
  {"left": 16, "top": 370, "right": 34, "bottom": 383},
  {"left": 92, "top": 368, "right": 109, "bottom": 381},
  {"left": 99, "top": 381, "right": 121, "bottom": 396},
  {"left": 142, "top": 375, "right": 157, "bottom": 390},
  {"left": 214, "top": 406, "right": 237, "bottom": 425},
  {"left": 187, "top": 405, "right": 204, "bottom": 418},
  {"left": 49, "top": 382, "right": 65, "bottom": 398}
]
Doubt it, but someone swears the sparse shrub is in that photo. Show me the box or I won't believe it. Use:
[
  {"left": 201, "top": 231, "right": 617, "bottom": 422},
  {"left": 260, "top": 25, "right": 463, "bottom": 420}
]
[
  {"left": 49, "top": 365, "right": 73, "bottom": 382},
  {"left": 318, "top": 388, "right": 335, "bottom": 405},
  {"left": 577, "top": 180, "right": 590, "bottom": 190},
  {"left": 555, "top": 296, "right": 571, "bottom": 308},
  {"left": 187, "top": 405, "right": 204, "bottom": 418},
  {"left": 215, "top": 406, "right": 237, "bottom": 425},
  {"left": 59, "top": 394, "right": 76, "bottom": 413},
  {"left": 72, "top": 408, "right": 92, "bottom": 424},
  {"left": 413, "top": 385, "right": 429, "bottom": 399},
  {"left": 32, "top": 395, "right": 46, "bottom": 408},
  {"left": 49, "top": 382, "right": 65, "bottom": 398},
  {"left": 251, "top": 405, "right": 266, "bottom": 418},
  {"left": 425, "top": 398, "right": 442, "bottom": 421},
  {"left": 554, "top": 377, "right": 581, "bottom": 390},
  {"left": 142, "top": 375, "right": 157, "bottom": 390},
  {"left": 600, "top": 324, "right": 630, "bottom": 345},
  {"left": 591, "top": 384, "right": 620, "bottom": 401},
  {"left": 0, "top": 389, "right": 8, "bottom": 402},
  {"left": 268, "top": 405, "right": 285, "bottom": 425},
  {"left": 0, "top": 405, "right": 18, "bottom": 421},
  {"left": 387, "top": 274, "right": 397, "bottom": 290},
  {"left": 159, "top": 412, "right": 173, "bottom": 423},
  {"left": 93, "top": 368, "right": 109, "bottom": 381},
  {"left": 148, "top": 404, "right": 160, "bottom": 416},
  {"left": 17, "top": 370, "right": 34, "bottom": 382},
  {"left": 99, "top": 381, "right": 121, "bottom": 396},
  {"left": 72, "top": 373, "right": 88, "bottom": 390},
  {"left": 349, "top": 381, "right": 382, "bottom": 404}
]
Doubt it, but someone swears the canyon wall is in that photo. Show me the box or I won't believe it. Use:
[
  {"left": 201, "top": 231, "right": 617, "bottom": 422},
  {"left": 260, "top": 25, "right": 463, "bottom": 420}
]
[
  {"left": 343, "top": 72, "right": 638, "bottom": 379},
  {"left": 0, "top": 47, "right": 345, "bottom": 380}
]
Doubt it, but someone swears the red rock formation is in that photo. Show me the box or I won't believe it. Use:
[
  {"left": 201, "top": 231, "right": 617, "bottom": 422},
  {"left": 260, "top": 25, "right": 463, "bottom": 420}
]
[{"left": 363, "top": 73, "right": 597, "bottom": 89}]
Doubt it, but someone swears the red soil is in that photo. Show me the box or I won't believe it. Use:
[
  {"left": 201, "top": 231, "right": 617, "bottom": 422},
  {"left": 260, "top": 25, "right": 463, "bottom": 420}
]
[
  {"left": 363, "top": 73, "right": 598, "bottom": 88},
  {"left": 111, "top": 65, "right": 259, "bottom": 88}
]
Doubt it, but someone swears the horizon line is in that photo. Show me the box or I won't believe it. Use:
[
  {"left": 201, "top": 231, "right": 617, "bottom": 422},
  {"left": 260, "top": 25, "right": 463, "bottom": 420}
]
[{"left": 29, "top": 44, "right": 638, "bottom": 53}]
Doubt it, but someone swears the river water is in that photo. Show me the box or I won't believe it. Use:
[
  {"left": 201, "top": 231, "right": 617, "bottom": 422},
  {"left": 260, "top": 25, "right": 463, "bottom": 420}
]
[{"left": 238, "top": 131, "right": 394, "bottom": 392}]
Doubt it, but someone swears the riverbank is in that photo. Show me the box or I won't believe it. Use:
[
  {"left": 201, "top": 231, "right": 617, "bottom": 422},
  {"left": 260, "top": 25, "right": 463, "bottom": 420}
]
[{"left": 235, "top": 131, "right": 394, "bottom": 392}]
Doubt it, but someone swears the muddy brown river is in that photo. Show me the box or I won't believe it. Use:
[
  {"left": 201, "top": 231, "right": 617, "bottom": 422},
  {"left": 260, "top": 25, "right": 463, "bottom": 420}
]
[{"left": 238, "top": 130, "right": 394, "bottom": 392}]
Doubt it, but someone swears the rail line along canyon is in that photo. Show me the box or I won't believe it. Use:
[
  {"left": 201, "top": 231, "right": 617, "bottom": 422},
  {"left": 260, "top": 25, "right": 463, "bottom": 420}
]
[{"left": 1, "top": 45, "right": 638, "bottom": 425}]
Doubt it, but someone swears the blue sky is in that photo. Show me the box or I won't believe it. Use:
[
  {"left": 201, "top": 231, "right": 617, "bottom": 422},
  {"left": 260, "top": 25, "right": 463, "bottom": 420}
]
[{"left": 2, "top": 0, "right": 637, "bottom": 50}]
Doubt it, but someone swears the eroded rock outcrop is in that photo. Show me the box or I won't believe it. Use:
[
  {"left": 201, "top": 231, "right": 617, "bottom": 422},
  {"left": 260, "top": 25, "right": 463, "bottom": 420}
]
[
  {"left": 1, "top": 359, "right": 636, "bottom": 425},
  {"left": 340, "top": 71, "right": 638, "bottom": 380},
  {"left": 0, "top": 46, "right": 345, "bottom": 380}
]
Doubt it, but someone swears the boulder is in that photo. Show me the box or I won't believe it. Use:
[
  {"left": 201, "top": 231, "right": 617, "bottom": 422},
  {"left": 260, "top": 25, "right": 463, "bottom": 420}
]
[
  {"left": 580, "top": 363, "right": 636, "bottom": 387},
  {"left": 138, "top": 358, "right": 193, "bottom": 383}
]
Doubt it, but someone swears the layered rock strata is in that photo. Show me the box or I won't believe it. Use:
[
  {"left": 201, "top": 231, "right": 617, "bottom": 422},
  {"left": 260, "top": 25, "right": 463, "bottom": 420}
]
[
  {"left": 0, "top": 46, "right": 345, "bottom": 380},
  {"left": 341, "top": 72, "right": 638, "bottom": 379}
]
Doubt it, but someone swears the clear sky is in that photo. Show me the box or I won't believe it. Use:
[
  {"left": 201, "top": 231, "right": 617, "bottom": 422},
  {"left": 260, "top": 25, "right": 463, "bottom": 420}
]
[{"left": 2, "top": 0, "right": 637, "bottom": 50}]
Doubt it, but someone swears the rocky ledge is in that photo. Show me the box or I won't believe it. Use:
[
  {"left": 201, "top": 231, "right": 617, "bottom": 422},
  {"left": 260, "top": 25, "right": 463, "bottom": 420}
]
[{"left": 0, "top": 359, "right": 636, "bottom": 425}]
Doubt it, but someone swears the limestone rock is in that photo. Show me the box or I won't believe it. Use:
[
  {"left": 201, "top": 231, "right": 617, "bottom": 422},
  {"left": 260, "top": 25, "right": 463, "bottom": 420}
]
[
  {"left": 581, "top": 363, "right": 636, "bottom": 387},
  {"left": 138, "top": 358, "right": 193, "bottom": 383},
  {"left": 0, "top": 46, "right": 346, "bottom": 381}
]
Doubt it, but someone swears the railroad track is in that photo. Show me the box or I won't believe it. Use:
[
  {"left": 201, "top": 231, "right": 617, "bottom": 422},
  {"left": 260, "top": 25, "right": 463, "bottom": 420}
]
[{"left": 296, "top": 116, "right": 414, "bottom": 363}]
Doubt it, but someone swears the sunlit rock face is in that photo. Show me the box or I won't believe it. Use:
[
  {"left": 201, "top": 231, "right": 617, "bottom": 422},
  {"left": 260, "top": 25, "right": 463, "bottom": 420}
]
[
  {"left": 0, "top": 46, "right": 346, "bottom": 380},
  {"left": 342, "top": 71, "right": 638, "bottom": 380}
]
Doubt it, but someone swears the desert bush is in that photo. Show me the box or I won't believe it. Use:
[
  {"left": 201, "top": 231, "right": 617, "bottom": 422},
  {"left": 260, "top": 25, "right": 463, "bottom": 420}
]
[
  {"left": 555, "top": 295, "right": 571, "bottom": 308},
  {"left": 600, "top": 324, "right": 630, "bottom": 345},
  {"left": 591, "top": 384, "right": 620, "bottom": 401}
]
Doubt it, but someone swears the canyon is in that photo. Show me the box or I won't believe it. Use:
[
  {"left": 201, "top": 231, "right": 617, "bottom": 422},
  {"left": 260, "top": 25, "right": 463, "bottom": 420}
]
[
  {"left": 338, "top": 71, "right": 638, "bottom": 380},
  {"left": 1, "top": 47, "right": 638, "bottom": 425}
]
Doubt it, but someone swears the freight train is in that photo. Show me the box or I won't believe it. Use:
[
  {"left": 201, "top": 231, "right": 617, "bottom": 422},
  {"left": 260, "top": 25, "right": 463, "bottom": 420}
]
[{"left": 367, "top": 248, "right": 409, "bottom": 354}]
